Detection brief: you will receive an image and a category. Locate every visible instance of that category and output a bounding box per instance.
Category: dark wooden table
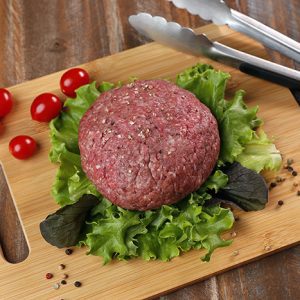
[0,1,299,299]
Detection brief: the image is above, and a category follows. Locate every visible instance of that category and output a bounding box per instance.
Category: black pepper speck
[277,200,284,206]
[65,248,73,255]
[74,281,82,287]
[270,182,277,188]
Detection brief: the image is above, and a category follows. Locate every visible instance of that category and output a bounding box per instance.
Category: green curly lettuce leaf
[49,82,115,206]
[176,64,281,170]
[46,63,281,264]
[51,145,100,206]
[176,64,228,120]
[50,82,102,162]
[235,129,282,173]
[81,193,234,264]
[200,170,228,193]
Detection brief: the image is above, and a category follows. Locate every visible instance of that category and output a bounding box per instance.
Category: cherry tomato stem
[9,135,37,160]
[60,68,90,98]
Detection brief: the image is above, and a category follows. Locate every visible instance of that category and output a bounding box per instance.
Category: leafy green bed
[43,64,281,264]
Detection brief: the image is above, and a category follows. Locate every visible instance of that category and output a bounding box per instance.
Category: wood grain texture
[0,0,299,299]
[0,25,299,300]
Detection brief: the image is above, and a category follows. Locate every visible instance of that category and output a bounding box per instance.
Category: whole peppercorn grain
[292,171,298,177]
[58,264,65,270]
[277,200,284,206]
[74,281,82,287]
[287,166,294,172]
[65,248,73,255]
[61,280,67,285]
[46,273,53,279]
[297,191,300,196]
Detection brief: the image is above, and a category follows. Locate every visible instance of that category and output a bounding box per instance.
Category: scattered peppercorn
[61,280,67,285]
[287,158,294,166]
[46,273,53,279]
[270,182,277,188]
[62,273,69,279]
[292,171,298,177]
[65,248,73,255]
[74,281,82,288]
[287,166,294,172]
[53,283,60,290]
[277,200,284,206]
[297,191,300,196]
[58,264,65,270]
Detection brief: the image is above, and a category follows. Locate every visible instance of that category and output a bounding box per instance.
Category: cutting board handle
[0,163,29,264]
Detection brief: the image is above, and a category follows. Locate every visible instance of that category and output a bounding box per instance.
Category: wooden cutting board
[0,24,299,299]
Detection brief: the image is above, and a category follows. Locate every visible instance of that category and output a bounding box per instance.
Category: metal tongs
[169,0,300,62]
[129,6,300,90]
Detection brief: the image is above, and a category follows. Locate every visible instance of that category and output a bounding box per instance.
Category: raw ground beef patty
[79,79,220,211]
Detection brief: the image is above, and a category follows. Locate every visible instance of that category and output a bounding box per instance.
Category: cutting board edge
[145,240,300,300]
[0,23,299,299]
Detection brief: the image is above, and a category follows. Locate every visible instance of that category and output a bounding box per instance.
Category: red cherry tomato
[0,88,13,117]
[9,135,37,160]
[60,68,90,98]
[31,93,62,122]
